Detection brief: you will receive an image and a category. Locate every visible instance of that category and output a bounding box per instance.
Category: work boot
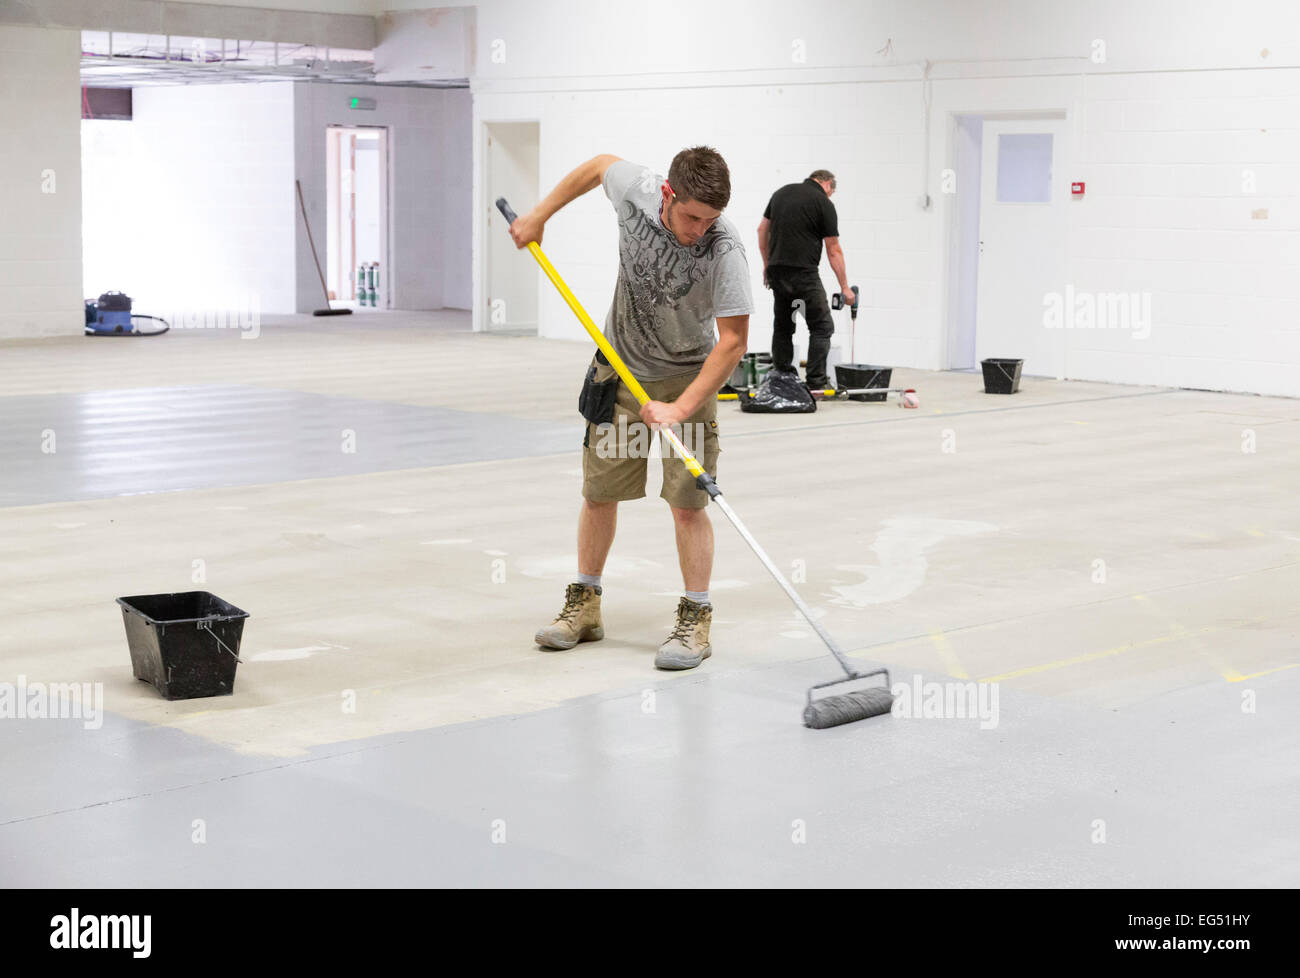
[535,582,604,651]
[655,597,712,670]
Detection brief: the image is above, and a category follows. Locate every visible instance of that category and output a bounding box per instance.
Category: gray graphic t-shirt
[601,160,753,381]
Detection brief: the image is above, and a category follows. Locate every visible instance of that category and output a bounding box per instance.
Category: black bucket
[117,591,249,700]
[981,358,1023,394]
[835,363,892,402]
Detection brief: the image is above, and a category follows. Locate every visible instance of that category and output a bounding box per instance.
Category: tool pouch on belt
[578,351,619,426]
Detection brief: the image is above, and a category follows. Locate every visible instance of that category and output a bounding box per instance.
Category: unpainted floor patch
[246,643,349,662]
[829,517,999,608]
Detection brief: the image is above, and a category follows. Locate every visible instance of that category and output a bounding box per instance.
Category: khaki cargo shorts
[580,353,720,510]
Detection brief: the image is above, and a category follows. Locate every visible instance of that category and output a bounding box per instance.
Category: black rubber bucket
[981,358,1023,394]
[117,591,249,700]
[835,363,892,402]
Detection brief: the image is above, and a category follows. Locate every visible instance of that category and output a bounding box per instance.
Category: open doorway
[484,121,539,334]
[946,112,1068,377]
[326,125,388,309]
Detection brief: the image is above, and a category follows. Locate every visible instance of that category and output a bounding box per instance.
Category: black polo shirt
[762,178,839,270]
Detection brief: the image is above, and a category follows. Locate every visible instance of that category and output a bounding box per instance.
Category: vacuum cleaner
[84,291,169,336]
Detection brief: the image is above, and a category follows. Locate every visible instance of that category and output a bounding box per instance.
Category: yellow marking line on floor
[928,628,968,679]
[976,615,1272,684]
[1133,593,1250,683]
[1223,663,1300,682]
[976,631,1188,683]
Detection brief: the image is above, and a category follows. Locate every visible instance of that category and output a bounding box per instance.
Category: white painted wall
[440,87,473,309]
[484,122,538,331]
[293,82,471,311]
[82,82,298,321]
[467,0,1300,397]
[81,80,470,316]
[0,25,83,340]
[1066,69,1300,395]
[946,115,982,370]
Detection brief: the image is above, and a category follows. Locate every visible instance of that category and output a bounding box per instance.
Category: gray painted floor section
[4,659,1296,887]
[0,385,575,506]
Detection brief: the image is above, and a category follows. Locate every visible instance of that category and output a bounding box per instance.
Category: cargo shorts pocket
[578,361,619,426]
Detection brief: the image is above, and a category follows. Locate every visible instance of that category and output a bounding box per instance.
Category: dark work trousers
[768,265,835,388]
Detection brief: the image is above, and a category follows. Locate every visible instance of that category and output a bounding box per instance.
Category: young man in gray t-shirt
[507,147,753,670]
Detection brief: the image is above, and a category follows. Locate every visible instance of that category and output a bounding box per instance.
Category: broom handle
[296,179,332,305]
[496,197,861,678]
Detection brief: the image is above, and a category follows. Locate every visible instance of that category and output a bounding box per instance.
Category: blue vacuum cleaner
[84,291,169,336]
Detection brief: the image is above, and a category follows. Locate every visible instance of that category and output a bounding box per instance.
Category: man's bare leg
[578,499,618,576]
[671,506,713,593]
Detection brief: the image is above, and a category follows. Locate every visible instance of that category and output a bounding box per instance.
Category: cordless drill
[831,285,860,321]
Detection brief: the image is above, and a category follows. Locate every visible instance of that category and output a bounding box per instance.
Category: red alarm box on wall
[1071,181,1085,196]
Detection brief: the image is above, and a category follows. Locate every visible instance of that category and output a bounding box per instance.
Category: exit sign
[348,97,376,110]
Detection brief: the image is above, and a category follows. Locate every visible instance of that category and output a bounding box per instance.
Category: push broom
[496,198,893,729]
[296,179,353,317]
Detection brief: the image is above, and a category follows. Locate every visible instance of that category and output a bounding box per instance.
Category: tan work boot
[655,597,712,670]
[535,582,604,650]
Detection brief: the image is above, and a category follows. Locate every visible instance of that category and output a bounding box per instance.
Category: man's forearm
[757,228,770,269]
[828,249,850,291]
[676,332,747,418]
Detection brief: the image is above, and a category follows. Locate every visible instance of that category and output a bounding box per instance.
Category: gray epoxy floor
[0,385,575,506]
[2,311,1298,887]
[5,658,1295,887]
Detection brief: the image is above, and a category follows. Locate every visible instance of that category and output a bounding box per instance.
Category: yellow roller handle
[496,198,706,480]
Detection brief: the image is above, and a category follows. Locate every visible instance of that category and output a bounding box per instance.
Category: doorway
[484,121,539,334]
[947,112,1068,378]
[326,125,388,309]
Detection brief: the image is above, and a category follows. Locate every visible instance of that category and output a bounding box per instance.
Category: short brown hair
[668,146,731,210]
[809,169,836,191]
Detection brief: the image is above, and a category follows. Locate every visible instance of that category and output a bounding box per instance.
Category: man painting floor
[507,147,753,670]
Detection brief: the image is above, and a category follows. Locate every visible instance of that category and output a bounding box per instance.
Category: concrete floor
[2,309,1297,886]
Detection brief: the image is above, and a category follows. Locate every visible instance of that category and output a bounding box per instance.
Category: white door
[976,119,1067,378]
[485,122,539,333]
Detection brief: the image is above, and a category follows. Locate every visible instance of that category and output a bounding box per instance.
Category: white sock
[684,589,710,606]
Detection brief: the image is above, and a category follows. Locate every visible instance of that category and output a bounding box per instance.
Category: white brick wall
[82,82,298,319]
[473,80,933,367]
[0,26,82,340]
[468,0,1300,396]
[293,83,471,312]
[1066,68,1300,396]
[80,81,471,317]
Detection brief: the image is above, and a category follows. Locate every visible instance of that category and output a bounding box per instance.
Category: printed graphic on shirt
[600,159,753,381]
[614,198,742,357]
